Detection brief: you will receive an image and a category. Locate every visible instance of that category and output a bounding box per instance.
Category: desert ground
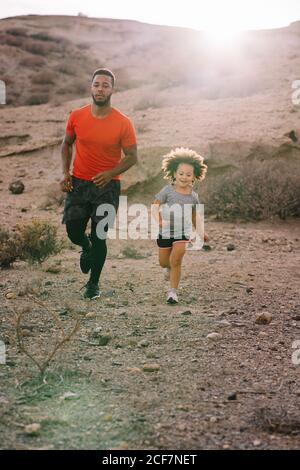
[0,15,300,450]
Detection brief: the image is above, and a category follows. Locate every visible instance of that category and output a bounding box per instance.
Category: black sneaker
[83,281,101,300]
[80,249,92,274]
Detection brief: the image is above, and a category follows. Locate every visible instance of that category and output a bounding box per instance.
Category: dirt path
[1,219,300,449]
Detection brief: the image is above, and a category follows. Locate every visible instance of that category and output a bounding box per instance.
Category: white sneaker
[164,267,170,280]
[167,289,178,304]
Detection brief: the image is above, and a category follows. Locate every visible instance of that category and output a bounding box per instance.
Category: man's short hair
[92,68,115,87]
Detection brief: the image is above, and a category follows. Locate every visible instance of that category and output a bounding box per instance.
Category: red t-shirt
[66,104,136,181]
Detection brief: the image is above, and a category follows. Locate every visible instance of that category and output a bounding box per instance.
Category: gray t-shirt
[154,185,200,238]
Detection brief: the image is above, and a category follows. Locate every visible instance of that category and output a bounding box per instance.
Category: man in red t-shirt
[60,68,137,299]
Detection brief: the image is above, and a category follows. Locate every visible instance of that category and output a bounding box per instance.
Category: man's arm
[92,144,137,187]
[60,133,75,192]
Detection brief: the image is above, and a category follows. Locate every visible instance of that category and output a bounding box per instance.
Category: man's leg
[88,220,107,286]
[66,217,90,250]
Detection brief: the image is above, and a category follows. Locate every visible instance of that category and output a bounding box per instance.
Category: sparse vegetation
[20,56,46,67]
[205,160,300,220]
[17,219,62,264]
[15,300,81,377]
[0,227,22,268]
[32,72,56,85]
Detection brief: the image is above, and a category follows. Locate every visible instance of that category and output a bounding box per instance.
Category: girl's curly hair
[161,147,207,182]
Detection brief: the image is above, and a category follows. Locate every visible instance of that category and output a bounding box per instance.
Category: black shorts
[156,234,190,249]
[62,176,121,225]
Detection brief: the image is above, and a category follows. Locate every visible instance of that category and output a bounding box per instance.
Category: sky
[1,0,300,34]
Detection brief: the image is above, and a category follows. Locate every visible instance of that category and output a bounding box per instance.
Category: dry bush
[31,71,56,85]
[55,63,76,75]
[5,27,28,36]
[20,56,46,67]
[0,227,23,268]
[22,39,54,55]
[30,32,55,42]
[14,299,81,377]
[3,34,23,47]
[17,219,62,264]
[206,160,300,220]
[122,246,146,259]
[25,93,49,105]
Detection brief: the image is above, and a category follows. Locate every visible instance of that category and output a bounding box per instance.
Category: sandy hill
[0,14,300,199]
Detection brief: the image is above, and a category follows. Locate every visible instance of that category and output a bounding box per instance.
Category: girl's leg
[158,248,172,268]
[169,242,187,289]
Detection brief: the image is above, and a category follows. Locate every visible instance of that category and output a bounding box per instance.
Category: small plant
[0,227,22,268]
[17,219,62,264]
[14,299,81,378]
[121,246,146,259]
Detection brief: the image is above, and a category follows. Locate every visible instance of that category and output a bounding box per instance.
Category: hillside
[0,15,300,451]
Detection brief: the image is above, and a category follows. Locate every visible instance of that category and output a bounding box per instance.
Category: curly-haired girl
[152,147,208,304]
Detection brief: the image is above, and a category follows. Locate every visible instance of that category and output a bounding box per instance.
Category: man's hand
[92,170,113,187]
[60,174,73,192]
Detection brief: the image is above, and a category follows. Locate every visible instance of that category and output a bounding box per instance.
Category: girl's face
[174,163,194,188]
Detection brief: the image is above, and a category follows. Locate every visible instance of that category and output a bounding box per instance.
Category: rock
[0,395,9,404]
[20,329,32,338]
[181,310,192,316]
[216,320,231,328]
[258,331,268,338]
[228,392,237,400]
[253,439,261,447]
[90,326,102,338]
[25,423,41,435]
[85,312,96,319]
[202,244,212,251]
[16,170,27,177]
[227,243,235,251]
[138,340,150,348]
[126,367,142,374]
[206,332,222,341]
[59,392,80,401]
[9,180,25,194]
[246,287,254,294]
[45,265,61,274]
[5,292,17,299]
[142,363,160,372]
[112,441,129,450]
[255,312,273,325]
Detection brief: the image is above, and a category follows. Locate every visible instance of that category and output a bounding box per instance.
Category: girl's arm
[151,200,163,227]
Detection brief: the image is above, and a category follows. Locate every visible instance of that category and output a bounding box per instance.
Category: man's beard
[92,94,111,107]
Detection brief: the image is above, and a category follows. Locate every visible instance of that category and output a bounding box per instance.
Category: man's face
[91,74,114,106]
